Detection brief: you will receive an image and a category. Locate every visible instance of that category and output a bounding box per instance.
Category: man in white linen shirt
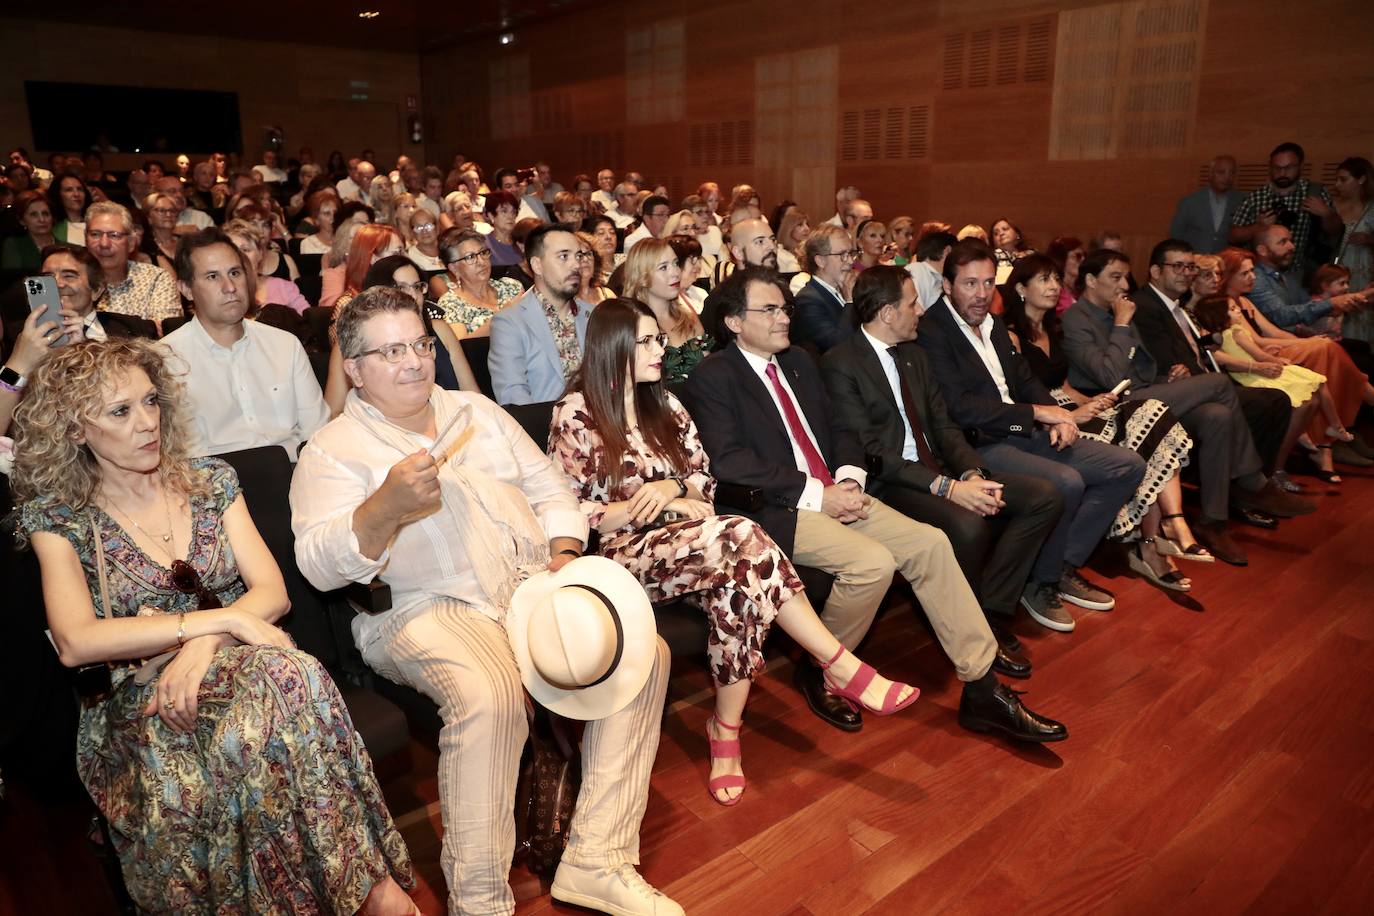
[161,228,329,460]
[289,287,680,916]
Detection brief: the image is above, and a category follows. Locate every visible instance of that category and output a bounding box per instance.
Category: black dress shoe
[990,624,1022,654]
[958,682,1067,743]
[991,644,1032,679]
[1231,506,1278,529]
[794,661,862,732]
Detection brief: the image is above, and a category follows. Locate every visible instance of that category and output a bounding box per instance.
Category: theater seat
[214,445,411,760]
[459,335,493,398]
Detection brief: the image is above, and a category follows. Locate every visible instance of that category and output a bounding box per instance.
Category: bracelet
[175,612,187,647]
[557,548,582,559]
[0,379,20,394]
[671,476,687,499]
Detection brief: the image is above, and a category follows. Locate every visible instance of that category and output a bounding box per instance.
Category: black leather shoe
[991,624,1022,654]
[958,682,1067,743]
[1231,506,1278,529]
[794,661,862,732]
[991,644,1032,679]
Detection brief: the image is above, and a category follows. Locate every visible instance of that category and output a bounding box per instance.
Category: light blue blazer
[487,288,593,405]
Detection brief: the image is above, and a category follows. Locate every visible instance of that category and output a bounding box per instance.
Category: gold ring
[165,698,176,710]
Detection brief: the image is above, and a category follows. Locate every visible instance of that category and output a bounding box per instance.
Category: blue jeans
[977,430,1145,584]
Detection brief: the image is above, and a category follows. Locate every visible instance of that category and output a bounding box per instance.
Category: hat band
[565,583,624,689]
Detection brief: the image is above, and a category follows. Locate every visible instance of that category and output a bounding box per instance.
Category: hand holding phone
[23,276,70,348]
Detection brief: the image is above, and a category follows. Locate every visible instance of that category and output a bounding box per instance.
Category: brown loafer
[1194,520,1247,566]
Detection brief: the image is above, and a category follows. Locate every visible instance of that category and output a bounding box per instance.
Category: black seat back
[460,335,493,398]
[503,400,556,451]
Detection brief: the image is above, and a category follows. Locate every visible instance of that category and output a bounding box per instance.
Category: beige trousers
[361,599,670,916]
[790,497,997,681]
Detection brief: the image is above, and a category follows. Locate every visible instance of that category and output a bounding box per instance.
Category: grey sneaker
[1058,569,1115,611]
[1020,583,1076,632]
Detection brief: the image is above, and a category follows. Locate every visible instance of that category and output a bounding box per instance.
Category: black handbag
[514,701,583,880]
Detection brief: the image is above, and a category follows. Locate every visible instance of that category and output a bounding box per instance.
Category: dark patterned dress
[19,458,412,914]
[549,392,804,685]
[1023,334,1193,538]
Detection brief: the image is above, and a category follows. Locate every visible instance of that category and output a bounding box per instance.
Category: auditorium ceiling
[5,0,611,52]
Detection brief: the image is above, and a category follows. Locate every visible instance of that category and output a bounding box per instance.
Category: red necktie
[765,362,834,486]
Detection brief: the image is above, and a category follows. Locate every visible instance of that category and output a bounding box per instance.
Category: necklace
[104,485,176,563]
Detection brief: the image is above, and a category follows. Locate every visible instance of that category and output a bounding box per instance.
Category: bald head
[1209,155,1237,194]
[729,218,778,269]
[843,199,873,231]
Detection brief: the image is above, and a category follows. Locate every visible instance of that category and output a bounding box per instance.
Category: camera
[26,278,42,296]
[515,166,538,184]
[1272,203,1300,230]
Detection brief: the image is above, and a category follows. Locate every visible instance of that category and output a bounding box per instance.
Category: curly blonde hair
[10,340,208,536]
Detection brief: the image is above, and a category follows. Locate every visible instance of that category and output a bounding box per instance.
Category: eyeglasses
[412,222,436,232]
[743,304,794,319]
[171,560,222,609]
[151,207,178,216]
[394,281,428,296]
[355,335,438,363]
[558,207,587,217]
[453,248,493,265]
[87,230,130,242]
[1162,261,1198,273]
[823,248,861,259]
[573,250,596,262]
[636,333,669,348]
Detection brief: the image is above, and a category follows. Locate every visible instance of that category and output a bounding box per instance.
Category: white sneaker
[551,861,685,916]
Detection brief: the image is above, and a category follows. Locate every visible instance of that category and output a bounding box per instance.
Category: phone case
[23,275,70,347]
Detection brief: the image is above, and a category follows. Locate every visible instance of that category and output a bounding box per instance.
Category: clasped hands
[625,478,711,526]
[822,478,870,523]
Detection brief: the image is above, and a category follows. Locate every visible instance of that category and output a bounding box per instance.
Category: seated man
[291,288,678,916]
[85,201,183,328]
[905,229,956,324]
[822,266,1063,666]
[1074,241,1315,562]
[487,223,594,404]
[684,266,1066,743]
[40,244,158,341]
[162,228,330,459]
[1249,224,1371,331]
[791,224,858,354]
[700,217,782,337]
[917,240,1144,625]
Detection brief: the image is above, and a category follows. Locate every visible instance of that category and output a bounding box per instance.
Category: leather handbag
[514,701,583,880]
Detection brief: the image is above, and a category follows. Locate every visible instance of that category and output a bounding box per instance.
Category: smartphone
[24,275,70,347]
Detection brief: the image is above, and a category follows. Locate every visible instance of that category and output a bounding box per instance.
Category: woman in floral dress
[429,227,524,337]
[549,299,919,807]
[12,339,415,915]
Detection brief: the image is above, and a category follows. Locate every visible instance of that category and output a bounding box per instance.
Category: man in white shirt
[621,194,671,251]
[252,148,288,185]
[536,161,563,204]
[906,228,955,316]
[823,185,861,228]
[162,228,329,460]
[154,176,212,231]
[605,182,639,229]
[591,168,617,213]
[290,287,681,916]
[336,159,376,204]
[843,198,874,235]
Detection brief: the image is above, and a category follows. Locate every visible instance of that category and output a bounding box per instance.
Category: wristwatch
[960,468,992,482]
[0,365,27,390]
[670,476,687,498]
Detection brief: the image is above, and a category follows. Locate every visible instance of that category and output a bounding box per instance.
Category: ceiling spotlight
[499,32,515,45]
[359,10,381,18]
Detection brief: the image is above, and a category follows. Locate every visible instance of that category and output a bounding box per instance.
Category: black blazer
[820,333,983,494]
[1130,284,1205,377]
[915,297,1054,442]
[791,277,852,354]
[682,342,865,555]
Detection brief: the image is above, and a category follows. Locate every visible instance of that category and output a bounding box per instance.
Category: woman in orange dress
[1219,248,1374,452]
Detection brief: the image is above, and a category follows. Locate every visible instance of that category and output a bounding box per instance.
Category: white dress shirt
[591,189,616,212]
[906,260,945,314]
[290,388,587,652]
[776,248,801,274]
[622,223,652,251]
[161,317,330,460]
[860,328,924,463]
[406,244,444,272]
[177,208,213,230]
[253,164,288,184]
[736,347,866,511]
[606,206,636,229]
[699,224,723,260]
[944,300,1013,404]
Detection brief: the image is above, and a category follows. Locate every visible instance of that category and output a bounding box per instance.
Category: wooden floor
[5,466,1374,915]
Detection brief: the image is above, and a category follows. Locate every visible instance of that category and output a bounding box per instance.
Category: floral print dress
[19,458,412,914]
[549,392,804,685]
[435,274,524,334]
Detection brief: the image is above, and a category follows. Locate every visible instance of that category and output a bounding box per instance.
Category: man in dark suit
[916,240,1145,632]
[684,266,1066,743]
[791,224,857,354]
[1064,241,1314,564]
[822,267,1062,671]
[1168,155,1245,254]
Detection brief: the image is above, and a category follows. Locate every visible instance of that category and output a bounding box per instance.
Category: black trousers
[877,471,1063,623]
[1234,385,1292,475]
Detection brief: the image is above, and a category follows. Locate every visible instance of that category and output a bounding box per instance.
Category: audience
[291,287,682,916]
[363,254,480,395]
[482,190,523,267]
[12,338,415,914]
[1247,224,1371,332]
[684,267,1067,741]
[917,240,1144,627]
[162,228,329,459]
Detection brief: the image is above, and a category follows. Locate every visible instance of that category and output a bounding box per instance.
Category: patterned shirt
[101,261,182,323]
[435,275,524,333]
[1231,179,1334,262]
[533,284,582,380]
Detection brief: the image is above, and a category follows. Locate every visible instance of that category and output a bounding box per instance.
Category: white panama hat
[507,555,658,720]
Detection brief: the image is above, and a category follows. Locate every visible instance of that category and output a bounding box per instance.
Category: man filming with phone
[1229,142,1341,277]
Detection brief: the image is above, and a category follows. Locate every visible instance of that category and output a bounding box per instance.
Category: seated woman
[438,188,478,233]
[1046,236,1086,313]
[49,173,92,246]
[1219,248,1374,462]
[141,191,180,274]
[1188,252,1223,308]
[666,233,708,314]
[404,209,444,273]
[237,202,300,281]
[481,190,523,268]
[550,300,919,805]
[623,238,712,386]
[990,218,1033,284]
[1003,255,1205,591]
[574,230,615,305]
[223,218,311,314]
[428,228,524,338]
[368,174,396,227]
[1193,294,1344,483]
[853,219,891,271]
[887,216,915,267]
[298,190,340,258]
[581,214,622,284]
[774,205,811,274]
[1,191,55,270]
[11,340,415,914]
